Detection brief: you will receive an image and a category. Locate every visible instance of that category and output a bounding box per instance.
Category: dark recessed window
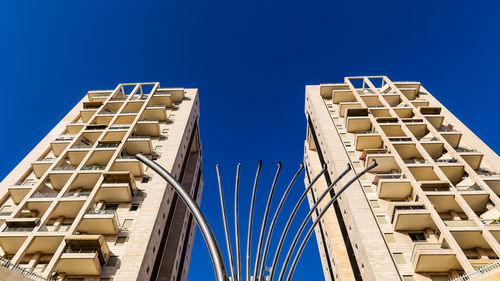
[130,204,139,211]
[409,232,426,242]
[107,256,118,267]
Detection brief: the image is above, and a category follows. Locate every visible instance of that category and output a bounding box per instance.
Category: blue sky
[1,1,499,280]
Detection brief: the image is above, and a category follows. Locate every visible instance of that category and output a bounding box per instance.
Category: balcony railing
[96,142,120,148]
[450,260,500,281]
[391,205,426,223]
[71,144,92,149]
[118,156,136,159]
[388,137,413,142]
[482,219,500,226]
[81,165,106,171]
[456,184,482,191]
[0,211,12,216]
[438,126,457,133]
[87,209,116,215]
[109,125,130,130]
[129,136,150,139]
[2,226,34,232]
[30,192,58,198]
[52,165,76,171]
[456,147,479,153]
[110,96,127,101]
[35,157,56,162]
[434,158,458,164]
[55,135,76,141]
[121,111,139,114]
[0,256,48,281]
[443,220,476,227]
[403,159,428,164]
[97,111,115,115]
[63,191,90,198]
[13,181,37,186]
[64,248,98,254]
[420,136,440,142]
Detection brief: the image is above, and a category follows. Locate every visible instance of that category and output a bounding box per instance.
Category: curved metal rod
[216,165,237,281]
[258,163,304,279]
[234,164,242,281]
[135,153,227,281]
[277,164,352,281]
[268,166,327,281]
[285,160,378,281]
[253,162,282,280]
[247,160,262,281]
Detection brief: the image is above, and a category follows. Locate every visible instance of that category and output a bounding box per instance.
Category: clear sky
[0,1,499,281]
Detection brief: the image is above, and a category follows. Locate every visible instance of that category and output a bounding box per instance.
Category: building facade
[0,83,203,281]
[304,76,500,281]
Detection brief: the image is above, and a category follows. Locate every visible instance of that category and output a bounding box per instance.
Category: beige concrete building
[304,76,500,281]
[0,83,203,281]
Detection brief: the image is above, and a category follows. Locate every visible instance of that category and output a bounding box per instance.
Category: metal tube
[268,166,327,281]
[285,160,378,281]
[216,165,237,281]
[277,164,352,281]
[258,163,304,279]
[253,162,282,280]
[234,164,242,281]
[135,153,227,281]
[247,161,262,281]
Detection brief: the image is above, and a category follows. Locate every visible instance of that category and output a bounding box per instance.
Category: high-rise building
[0,83,203,281]
[304,76,500,281]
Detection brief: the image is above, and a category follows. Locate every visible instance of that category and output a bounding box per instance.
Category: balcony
[0,236,28,255]
[110,157,143,177]
[409,166,440,182]
[51,135,75,156]
[424,115,445,130]
[354,132,383,151]
[95,172,137,203]
[393,82,420,100]
[135,120,160,137]
[77,210,119,234]
[438,164,465,185]
[380,124,407,137]
[376,176,412,200]
[411,99,430,108]
[143,105,167,121]
[345,114,372,133]
[439,126,462,148]
[420,181,451,192]
[8,182,36,204]
[124,136,152,154]
[332,89,356,104]
[31,157,56,178]
[361,149,399,173]
[56,235,110,276]
[393,107,414,118]
[457,149,484,170]
[81,165,106,171]
[381,93,401,106]
[390,203,433,231]
[410,242,458,273]
[338,102,361,117]
[87,90,112,101]
[406,123,428,139]
[150,91,174,107]
[66,122,85,134]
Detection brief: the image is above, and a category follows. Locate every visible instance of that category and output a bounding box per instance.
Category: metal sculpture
[136,153,377,281]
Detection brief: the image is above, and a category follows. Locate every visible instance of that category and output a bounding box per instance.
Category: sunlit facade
[0,83,203,281]
[304,76,500,281]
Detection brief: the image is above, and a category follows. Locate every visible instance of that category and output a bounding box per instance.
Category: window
[130,204,139,211]
[115,236,127,245]
[376,215,388,224]
[107,256,118,266]
[141,176,149,183]
[393,253,406,264]
[409,232,426,242]
[402,276,415,281]
[369,200,380,208]
[104,204,119,211]
[162,129,169,134]
[384,233,396,243]
[122,219,133,229]
[136,189,145,197]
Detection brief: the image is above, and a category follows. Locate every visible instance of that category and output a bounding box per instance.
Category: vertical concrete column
[28,252,41,268]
